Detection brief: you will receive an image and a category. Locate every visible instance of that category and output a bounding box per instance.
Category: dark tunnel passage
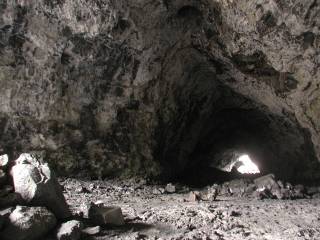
[154,48,319,187]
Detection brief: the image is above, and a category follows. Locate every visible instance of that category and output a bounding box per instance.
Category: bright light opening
[237,154,260,174]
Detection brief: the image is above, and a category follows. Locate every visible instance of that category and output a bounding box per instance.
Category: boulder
[56,220,83,240]
[187,191,201,202]
[254,174,279,190]
[88,203,125,226]
[152,188,162,195]
[0,206,57,240]
[165,183,176,193]
[10,153,71,219]
[253,187,274,200]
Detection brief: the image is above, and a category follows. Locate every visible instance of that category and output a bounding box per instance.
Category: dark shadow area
[154,49,320,186]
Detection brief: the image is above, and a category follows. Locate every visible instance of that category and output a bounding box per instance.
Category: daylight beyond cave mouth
[157,82,317,186]
[235,155,260,174]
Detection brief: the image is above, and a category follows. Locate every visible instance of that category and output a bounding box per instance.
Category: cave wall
[0,0,319,181]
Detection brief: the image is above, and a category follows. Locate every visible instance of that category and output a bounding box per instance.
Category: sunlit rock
[11,153,71,219]
[56,220,83,240]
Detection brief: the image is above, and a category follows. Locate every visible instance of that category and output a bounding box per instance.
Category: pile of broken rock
[0,153,125,240]
[216,173,315,200]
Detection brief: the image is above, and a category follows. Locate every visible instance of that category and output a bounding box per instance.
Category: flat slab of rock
[10,153,71,219]
[57,220,83,240]
[82,226,101,236]
[88,204,125,226]
[0,206,57,240]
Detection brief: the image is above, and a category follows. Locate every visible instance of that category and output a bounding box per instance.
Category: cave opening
[230,154,260,175]
[155,49,319,187]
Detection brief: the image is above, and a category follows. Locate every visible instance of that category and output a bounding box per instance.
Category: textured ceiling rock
[0,0,319,181]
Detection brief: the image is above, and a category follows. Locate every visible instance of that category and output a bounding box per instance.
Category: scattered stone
[10,153,71,219]
[88,183,96,192]
[230,210,241,217]
[277,180,284,188]
[165,183,176,193]
[253,187,274,200]
[210,188,219,201]
[82,226,101,236]
[94,200,104,206]
[88,204,125,226]
[75,186,90,194]
[56,220,83,240]
[0,206,57,240]
[226,179,251,196]
[188,191,201,202]
[254,174,278,189]
[270,184,282,199]
[280,188,291,199]
[152,188,162,195]
[0,154,9,169]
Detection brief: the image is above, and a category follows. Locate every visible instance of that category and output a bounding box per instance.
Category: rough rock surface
[0,0,319,181]
[0,206,57,240]
[11,153,71,219]
[56,220,83,240]
[88,204,125,226]
[60,177,320,240]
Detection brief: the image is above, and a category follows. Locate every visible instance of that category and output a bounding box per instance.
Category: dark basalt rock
[0,0,319,183]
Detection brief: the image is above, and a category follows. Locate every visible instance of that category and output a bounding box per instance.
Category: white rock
[10,153,71,219]
[57,220,83,240]
[82,226,101,235]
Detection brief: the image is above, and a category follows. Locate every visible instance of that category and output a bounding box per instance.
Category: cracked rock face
[0,0,319,182]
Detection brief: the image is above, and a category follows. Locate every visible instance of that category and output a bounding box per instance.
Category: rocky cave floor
[54,177,320,240]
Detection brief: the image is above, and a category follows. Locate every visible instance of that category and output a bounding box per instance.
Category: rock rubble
[0,153,127,240]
